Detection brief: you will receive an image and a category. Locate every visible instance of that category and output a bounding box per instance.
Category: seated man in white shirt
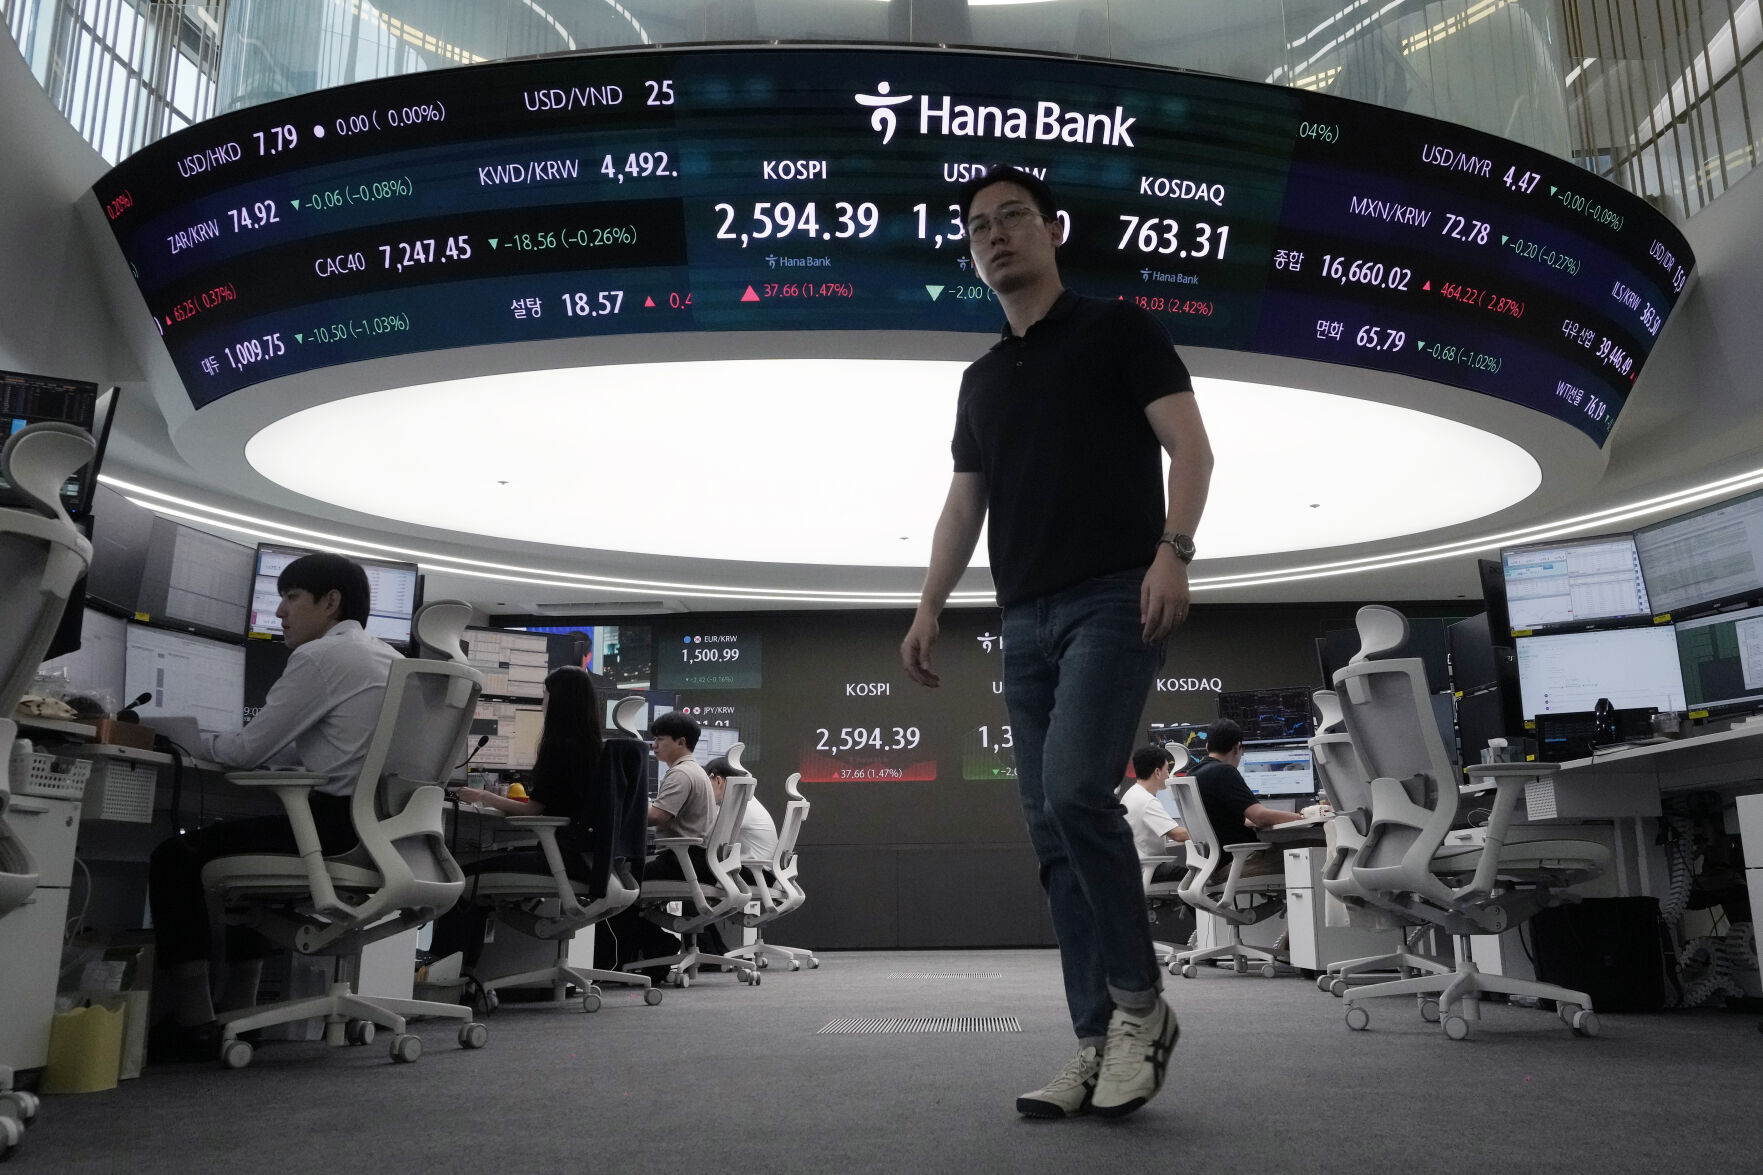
[1123,744,1189,883]
[146,554,399,1061]
[704,755,778,876]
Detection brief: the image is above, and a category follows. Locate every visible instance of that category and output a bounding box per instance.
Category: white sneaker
[1015,1045,1102,1118]
[1091,998,1179,1118]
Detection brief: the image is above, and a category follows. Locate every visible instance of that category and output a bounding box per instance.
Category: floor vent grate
[885,973,1006,980]
[817,1016,1022,1035]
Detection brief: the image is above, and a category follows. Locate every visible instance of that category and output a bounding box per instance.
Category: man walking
[901,166,1213,1119]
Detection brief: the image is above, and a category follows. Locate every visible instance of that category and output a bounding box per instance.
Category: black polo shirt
[952,290,1193,607]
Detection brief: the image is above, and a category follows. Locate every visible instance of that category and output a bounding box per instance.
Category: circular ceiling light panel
[246,360,1540,565]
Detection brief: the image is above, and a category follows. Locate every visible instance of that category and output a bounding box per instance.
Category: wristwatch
[1157,532,1197,564]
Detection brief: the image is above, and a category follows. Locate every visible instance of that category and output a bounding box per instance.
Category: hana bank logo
[856,82,912,145]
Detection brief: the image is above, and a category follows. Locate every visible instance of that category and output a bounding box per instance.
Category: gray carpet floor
[13,949,1761,1174]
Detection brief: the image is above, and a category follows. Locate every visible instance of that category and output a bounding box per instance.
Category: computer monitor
[39,608,127,709]
[136,518,255,639]
[1635,488,1763,617]
[1673,603,1763,715]
[464,628,550,699]
[1149,722,1208,760]
[1217,687,1315,743]
[1515,627,1686,720]
[697,725,741,761]
[249,543,420,645]
[469,699,544,770]
[1238,746,1317,797]
[85,484,154,614]
[1501,534,1651,632]
[0,370,102,519]
[518,623,656,689]
[123,623,246,733]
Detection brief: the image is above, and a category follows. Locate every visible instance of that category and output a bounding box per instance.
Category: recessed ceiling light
[244,361,1540,566]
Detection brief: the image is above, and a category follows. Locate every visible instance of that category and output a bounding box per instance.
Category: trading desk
[1514,719,1763,898]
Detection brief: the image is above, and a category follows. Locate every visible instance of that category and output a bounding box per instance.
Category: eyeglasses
[965,203,1048,239]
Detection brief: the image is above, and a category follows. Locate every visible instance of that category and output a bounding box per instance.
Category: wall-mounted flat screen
[1515,627,1685,719]
[1217,687,1314,743]
[1502,535,1650,632]
[91,46,1692,445]
[1635,488,1763,617]
[249,542,419,644]
[464,627,549,699]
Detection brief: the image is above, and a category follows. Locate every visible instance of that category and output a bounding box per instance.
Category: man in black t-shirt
[1190,719,1307,878]
[901,166,1214,1121]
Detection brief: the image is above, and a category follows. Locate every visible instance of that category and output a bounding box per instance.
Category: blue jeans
[1003,569,1164,1042]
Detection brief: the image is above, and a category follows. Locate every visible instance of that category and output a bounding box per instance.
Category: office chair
[0,423,95,1149]
[624,767,760,988]
[416,606,660,1013]
[199,645,491,1068]
[1135,744,1191,972]
[1310,686,1451,996]
[1333,605,1610,1040]
[722,769,820,973]
[1169,772,1288,979]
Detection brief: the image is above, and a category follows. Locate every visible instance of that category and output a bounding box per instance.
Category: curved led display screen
[92,45,1693,444]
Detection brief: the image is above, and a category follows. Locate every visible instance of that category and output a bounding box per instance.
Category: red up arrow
[1423,281,1432,291]
[644,296,655,307]
[741,285,761,302]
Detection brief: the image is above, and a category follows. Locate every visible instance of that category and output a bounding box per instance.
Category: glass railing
[5,0,1758,220]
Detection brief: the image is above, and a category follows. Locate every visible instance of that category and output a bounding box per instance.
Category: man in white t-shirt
[705,756,778,869]
[1122,744,1188,883]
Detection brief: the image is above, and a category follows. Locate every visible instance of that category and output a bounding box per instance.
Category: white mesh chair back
[0,423,94,718]
[413,600,473,665]
[703,770,752,868]
[1169,775,1225,890]
[1332,608,1459,909]
[343,659,482,915]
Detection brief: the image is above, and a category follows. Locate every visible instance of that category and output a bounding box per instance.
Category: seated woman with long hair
[429,664,603,967]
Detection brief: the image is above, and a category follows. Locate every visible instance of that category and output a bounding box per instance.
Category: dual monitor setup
[42,481,419,747]
[1499,486,1763,745]
[1151,686,1320,804]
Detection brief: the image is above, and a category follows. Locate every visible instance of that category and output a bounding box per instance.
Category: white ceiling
[243,362,1542,566]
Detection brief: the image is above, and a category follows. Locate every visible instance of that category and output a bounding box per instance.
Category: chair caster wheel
[458,1021,489,1049]
[0,1114,22,1158]
[808,957,820,969]
[221,1039,254,1069]
[751,971,761,987]
[389,1033,423,1063]
[1181,964,1198,979]
[1259,963,1278,979]
[1569,1010,1600,1037]
[756,957,769,969]
[581,991,603,1013]
[1345,1006,1370,1031]
[1419,999,1441,1024]
[673,972,690,989]
[1557,1001,1580,1025]
[1443,1015,1471,1041]
[1317,974,1336,993]
[1330,979,1350,998]
[1,1091,38,1123]
[735,968,753,984]
[345,1019,376,1046]
[1231,957,1248,974]
[643,987,664,1006]
[789,961,801,971]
